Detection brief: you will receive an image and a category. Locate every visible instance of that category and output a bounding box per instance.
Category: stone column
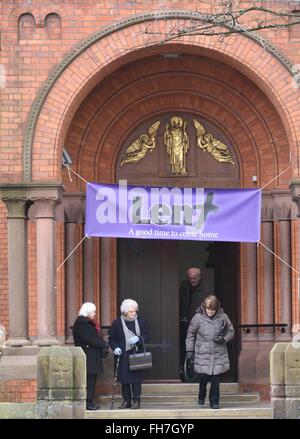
[64,197,83,343]
[238,242,258,384]
[31,189,62,346]
[276,203,292,337]
[100,238,111,327]
[246,242,258,332]
[83,237,94,303]
[1,193,31,346]
[255,202,275,382]
[261,206,274,339]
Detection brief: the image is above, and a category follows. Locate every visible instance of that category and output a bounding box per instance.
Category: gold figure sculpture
[193,119,235,166]
[164,116,189,175]
[120,121,160,166]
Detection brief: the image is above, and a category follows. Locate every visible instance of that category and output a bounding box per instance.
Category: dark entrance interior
[117,239,239,381]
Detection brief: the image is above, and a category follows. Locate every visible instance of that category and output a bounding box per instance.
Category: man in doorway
[179,267,209,379]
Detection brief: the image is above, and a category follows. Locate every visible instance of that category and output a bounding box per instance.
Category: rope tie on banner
[63,164,90,185]
[260,164,292,191]
[56,165,92,271]
[57,235,90,272]
[257,240,300,305]
[258,164,300,304]
[258,241,299,276]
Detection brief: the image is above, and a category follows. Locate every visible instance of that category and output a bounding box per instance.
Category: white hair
[120,299,139,314]
[78,302,96,317]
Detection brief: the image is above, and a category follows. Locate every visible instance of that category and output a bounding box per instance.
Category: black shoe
[198,399,205,406]
[119,400,131,409]
[210,403,219,409]
[131,399,140,409]
[86,403,100,410]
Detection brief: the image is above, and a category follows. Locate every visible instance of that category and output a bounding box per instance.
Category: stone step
[140,382,240,395]
[87,404,271,419]
[99,393,260,405]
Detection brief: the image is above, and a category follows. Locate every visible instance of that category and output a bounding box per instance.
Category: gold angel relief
[193,119,235,166]
[119,117,235,172]
[120,121,161,166]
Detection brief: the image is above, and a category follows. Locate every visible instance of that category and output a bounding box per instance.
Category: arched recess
[18,13,36,40]
[24,11,300,183]
[62,53,288,191]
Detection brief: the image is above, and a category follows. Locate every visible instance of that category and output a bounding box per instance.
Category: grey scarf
[121,315,141,352]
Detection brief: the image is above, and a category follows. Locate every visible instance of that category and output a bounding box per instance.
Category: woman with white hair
[72,302,107,411]
[108,298,149,409]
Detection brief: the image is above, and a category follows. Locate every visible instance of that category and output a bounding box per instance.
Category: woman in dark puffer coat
[186,295,234,409]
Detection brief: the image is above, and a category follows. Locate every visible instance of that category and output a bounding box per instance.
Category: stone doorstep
[86,405,272,419]
[99,393,261,405]
[140,383,240,394]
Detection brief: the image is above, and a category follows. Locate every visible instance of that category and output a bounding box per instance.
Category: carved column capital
[29,186,63,219]
[63,193,84,223]
[0,187,29,219]
[261,206,274,222]
[274,203,291,221]
[31,197,58,219]
[1,197,28,219]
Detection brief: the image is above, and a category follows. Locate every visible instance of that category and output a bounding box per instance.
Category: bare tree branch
[143,4,300,44]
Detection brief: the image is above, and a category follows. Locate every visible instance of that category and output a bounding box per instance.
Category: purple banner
[85,182,261,242]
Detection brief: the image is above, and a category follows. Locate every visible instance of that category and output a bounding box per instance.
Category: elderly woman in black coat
[72,302,107,411]
[186,295,234,409]
[109,298,149,409]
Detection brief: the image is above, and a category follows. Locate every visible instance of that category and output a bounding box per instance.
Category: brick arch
[63,54,289,191]
[27,13,300,182]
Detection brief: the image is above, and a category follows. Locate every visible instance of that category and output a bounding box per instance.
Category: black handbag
[128,337,153,371]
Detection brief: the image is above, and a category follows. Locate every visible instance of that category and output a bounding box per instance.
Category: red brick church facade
[1,0,300,402]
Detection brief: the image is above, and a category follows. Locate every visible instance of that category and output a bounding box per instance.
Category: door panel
[117,238,179,379]
[214,242,239,381]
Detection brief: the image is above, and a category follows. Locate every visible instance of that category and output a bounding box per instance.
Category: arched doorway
[60,46,292,387]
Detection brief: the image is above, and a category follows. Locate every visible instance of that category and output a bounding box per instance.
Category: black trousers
[198,373,220,404]
[87,373,97,404]
[122,383,142,402]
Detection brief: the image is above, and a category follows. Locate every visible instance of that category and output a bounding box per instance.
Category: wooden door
[117,238,179,380]
[214,242,239,381]
[118,239,239,381]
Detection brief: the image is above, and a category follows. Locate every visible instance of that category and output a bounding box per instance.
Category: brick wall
[0,379,36,403]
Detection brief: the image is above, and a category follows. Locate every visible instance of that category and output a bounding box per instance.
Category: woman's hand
[114,347,122,356]
[214,336,225,344]
[128,336,139,345]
